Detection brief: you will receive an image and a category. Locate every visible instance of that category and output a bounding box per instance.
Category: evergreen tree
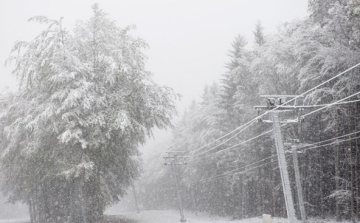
[220,35,251,129]
[123,1,360,221]
[0,4,177,223]
[253,20,265,46]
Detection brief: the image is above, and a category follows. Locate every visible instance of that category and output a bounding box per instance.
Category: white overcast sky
[0,0,308,110]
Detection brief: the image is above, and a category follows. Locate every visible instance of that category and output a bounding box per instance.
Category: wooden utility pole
[255,95,303,223]
[164,151,188,222]
[132,184,140,213]
[190,187,198,216]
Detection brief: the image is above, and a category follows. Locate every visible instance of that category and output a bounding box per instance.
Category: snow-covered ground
[0,210,353,223]
[109,210,354,223]
[108,210,285,223]
[0,218,29,223]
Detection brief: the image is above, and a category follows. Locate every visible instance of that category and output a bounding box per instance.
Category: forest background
[138,0,360,222]
[0,0,359,222]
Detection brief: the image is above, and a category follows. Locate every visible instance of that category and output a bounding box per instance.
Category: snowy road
[108,210,353,223]
[0,211,347,223]
[109,210,266,223]
[0,219,29,223]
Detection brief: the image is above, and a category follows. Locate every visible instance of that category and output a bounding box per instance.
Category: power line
[300,99,360,108]
[303,91,360,118]
[222,129,360,173]
[139,133,360,191]
[195,158,276,184]
[188,123,287,162]
[187,62,360,158]
[188,97,360,158]
[293,130,360,151]
[192,134,360,184]
[191,120,256,156]
[189,120,256,154]
[298,135,360,153]
[189,92,360,163]
[224,129,360,166]
[209,153,278,181]
[298,62,360,97]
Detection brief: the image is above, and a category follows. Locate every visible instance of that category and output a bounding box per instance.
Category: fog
[1,1,359,223]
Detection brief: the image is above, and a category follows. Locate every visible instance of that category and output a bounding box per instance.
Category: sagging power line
[186,62,360,157]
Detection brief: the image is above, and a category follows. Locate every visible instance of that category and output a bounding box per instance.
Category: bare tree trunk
[131,183,140,213]
[190,186,198,216]
[350,141,355,223]
[318,147,324,218]
[303,149,309,219]
[258,168,264,215]
[270,147,276,217]
[69,179,76,223]
[354,102,360,221]
[80,176,88,223]
[238,174,243,219]
[28,200,34,223]
[39,183,47,223]
[335,138,341,221]
[356,126,360,220]
[335,113,341,221]
[242,173,247,218]
[349,106,355,223]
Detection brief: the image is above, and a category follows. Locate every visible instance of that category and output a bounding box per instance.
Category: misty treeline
[138,0,360,221]
[0,4,178,223]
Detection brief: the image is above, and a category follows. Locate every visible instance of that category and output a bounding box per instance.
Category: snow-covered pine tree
[220,35,250,130]
[303,1,360,220]
[253,20,265,46]
[0,4,177,223]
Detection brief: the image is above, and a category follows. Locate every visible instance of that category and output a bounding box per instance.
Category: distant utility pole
[190,187,198,216]
[132,184,140,213]
[164,151,188,222]
[255,95,303,223]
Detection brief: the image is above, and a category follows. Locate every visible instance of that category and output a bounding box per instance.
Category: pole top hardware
[164,151,188,166]
[260,95,304,98]
[255,95,307,122]
[165,151,187,154]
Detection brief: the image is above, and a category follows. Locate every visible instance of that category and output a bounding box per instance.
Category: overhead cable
[188,62,360,157]
[193,134,360,184]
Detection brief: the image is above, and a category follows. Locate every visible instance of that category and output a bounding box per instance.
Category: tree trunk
[356,139,360,221]
[335,140,341,221]
[258,168,264,215]
[28,200,34,223]
[190,186,198,216]
[349,106,355,223]
[238,174,243,219]
[350,140,355,223]
[80,177,88,223]
[270,147,276,217]
[242,174,247,218]
[356,122,360,220]
[335,113,341,221]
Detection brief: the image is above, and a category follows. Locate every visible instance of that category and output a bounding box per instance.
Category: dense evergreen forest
[138,1,360,221]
